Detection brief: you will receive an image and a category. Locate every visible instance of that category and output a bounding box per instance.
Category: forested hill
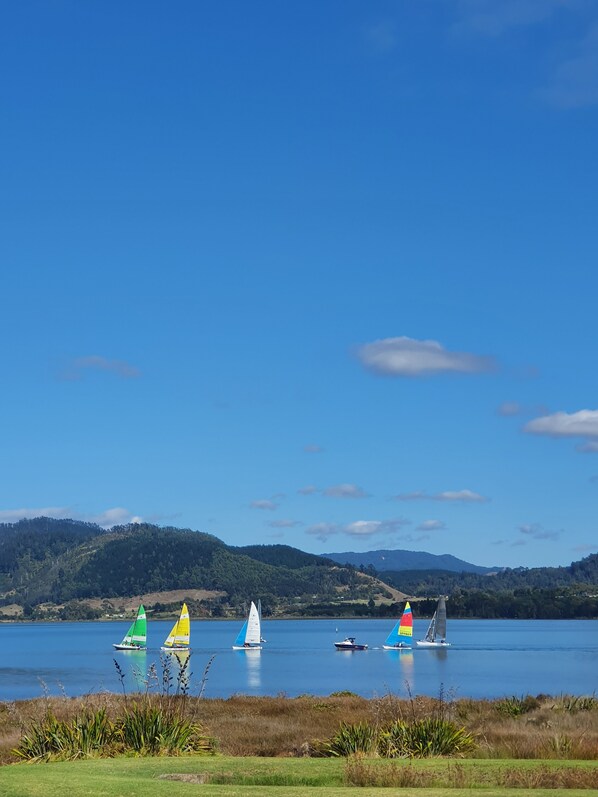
[380,554,598,596]
[0,518,393,617]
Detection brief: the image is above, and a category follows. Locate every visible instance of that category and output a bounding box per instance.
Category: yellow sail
[162,603,190,649]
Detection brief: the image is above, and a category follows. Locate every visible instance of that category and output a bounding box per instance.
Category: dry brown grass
[2,691,598,764]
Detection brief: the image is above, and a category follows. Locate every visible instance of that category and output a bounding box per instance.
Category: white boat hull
[383,644,411,650]
[232,644,262,650]
[113,643,146,651]
[416,640,451,647]
[161,646,191,652]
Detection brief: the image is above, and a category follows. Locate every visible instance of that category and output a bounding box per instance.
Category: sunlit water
[0,618,596,701]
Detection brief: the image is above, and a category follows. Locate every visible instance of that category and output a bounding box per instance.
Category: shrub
[325,722,378,756]
[378,718,476,758]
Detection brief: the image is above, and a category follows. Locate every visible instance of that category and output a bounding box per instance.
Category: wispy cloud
[519,523,561,541]
[60,355,141,381]
[298,485,319,496]
[305,522,339,542]
[572,543,597,553]
[541,23,598,108]
[323,483,369,499]
[416,519,447,531]
[250,499,279,511]
[452,0,570,37]
[304,444,324,453]
[355,336,495,377]
[306,517,409,542]
[577,440,598,454]
[497,401,522,417]
[394,489,489,503]
[0,506,142,528]
[268,519,303,528]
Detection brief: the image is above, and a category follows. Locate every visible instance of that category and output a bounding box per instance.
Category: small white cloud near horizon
[0,506,142,528]
[60,355,141,381]
[250,499,279,511]
[394,489,489,503]
[416,519,447,531]
[306,517,409,542]
[519,523,561,541]
[304,444,324,454]
[323,483,369,499]
[355,336,495,377]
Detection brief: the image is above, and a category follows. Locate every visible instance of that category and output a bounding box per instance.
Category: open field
[2,756,598,797]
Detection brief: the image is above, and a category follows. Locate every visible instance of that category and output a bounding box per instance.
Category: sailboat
[232,601,262,650]
[416,596,450,647]
[383,601,413,649]
[113,604,147,650]
[161,602,191,652]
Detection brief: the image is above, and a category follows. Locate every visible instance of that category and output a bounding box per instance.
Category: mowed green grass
[1,756,598,797]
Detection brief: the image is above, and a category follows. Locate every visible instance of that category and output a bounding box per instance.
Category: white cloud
[0,506,142,528]
[525,409,598,439]
[573,543,597,553]
[61,355,141,380]
[306,517,409,542]
[519,523,561,541]
[394,489,489,503]
[416,519,447,531]
[268,519,303,528]
[323,483,369,499]
[355,336,495,377]
[577,440,598,453]
[250,499,279,511]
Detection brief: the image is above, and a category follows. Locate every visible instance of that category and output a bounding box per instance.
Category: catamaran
[161,602,191,652]
[232,601,262,650]
[113,604,147,650]
[383,601,413,649]
[416,596,450,647]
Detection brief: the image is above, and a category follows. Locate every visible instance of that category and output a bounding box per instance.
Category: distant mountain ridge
[322,548,496,574]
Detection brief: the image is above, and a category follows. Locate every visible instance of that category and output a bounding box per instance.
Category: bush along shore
[2,659,598,765]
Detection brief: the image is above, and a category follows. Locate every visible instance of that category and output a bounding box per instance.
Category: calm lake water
[0,618,597,702]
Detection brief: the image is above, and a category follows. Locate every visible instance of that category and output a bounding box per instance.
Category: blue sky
[1,1,598,568]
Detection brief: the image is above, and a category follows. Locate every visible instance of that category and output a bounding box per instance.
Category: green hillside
[0,518,390,619]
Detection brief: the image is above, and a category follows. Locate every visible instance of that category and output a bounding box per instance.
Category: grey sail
[435,597,447,640]
[424,611,437,642]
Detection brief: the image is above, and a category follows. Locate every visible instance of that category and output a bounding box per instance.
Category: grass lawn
[1,756,598,797]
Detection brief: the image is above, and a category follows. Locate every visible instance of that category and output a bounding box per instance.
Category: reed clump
[3,687,598,762]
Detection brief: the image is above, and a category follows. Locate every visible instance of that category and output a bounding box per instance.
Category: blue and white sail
[232,601,262,649]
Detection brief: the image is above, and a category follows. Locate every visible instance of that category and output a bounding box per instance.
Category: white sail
[245,601,261,646]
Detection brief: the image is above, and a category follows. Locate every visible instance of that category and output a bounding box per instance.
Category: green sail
[121,604,147,647]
